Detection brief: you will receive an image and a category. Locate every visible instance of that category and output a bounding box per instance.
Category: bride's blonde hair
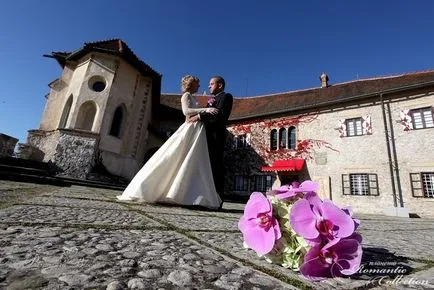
[181,75,199,93]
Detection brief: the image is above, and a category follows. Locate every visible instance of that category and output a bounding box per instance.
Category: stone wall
[53,130,99,179]
[225,91,434,217]
[27,129,99,179]
[25,130,59,161]
[0,134,18,157]
[389,92,434,217]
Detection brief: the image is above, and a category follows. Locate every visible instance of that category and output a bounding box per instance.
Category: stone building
[226,72,434,218]
[25,40,163,179]
[163,71,434,218]
[24,39,434,217]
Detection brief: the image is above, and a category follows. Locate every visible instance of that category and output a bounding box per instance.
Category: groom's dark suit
[199,92,233,200]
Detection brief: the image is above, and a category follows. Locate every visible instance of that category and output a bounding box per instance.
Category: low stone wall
[26,129,99,179]
[26,130,60,161]
[0,134,18,157]
[53,130,99,179]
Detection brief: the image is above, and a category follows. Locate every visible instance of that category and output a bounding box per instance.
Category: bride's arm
[181,92,208,116]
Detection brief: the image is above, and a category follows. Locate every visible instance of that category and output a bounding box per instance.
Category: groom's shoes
[217,201,223,211]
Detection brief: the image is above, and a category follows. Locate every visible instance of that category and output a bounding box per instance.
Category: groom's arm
[199,93,233,124]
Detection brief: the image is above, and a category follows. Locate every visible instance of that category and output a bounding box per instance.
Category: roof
[44,39,161,79]
[160,70,434,121]
[45,39,162,117]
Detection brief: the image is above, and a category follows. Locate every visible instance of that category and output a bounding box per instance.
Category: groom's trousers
[206,128,226,199]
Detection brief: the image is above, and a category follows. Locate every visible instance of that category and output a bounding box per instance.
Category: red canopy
[261,159,305,172]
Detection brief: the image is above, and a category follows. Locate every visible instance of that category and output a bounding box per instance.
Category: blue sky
[1,0,434,143]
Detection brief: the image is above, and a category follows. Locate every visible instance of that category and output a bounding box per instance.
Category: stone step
[0,157,51,171]
[0,157,126,191]
[0,170,126,191]
[0,171,68,186]
[0,164,50,176]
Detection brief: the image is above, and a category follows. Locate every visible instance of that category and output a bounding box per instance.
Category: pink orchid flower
[268,180,319,200]
[290,193,355,242]
[238,192,281,256]
[300,233,363,281]
[207,97,215,106]
[342,206,360,231]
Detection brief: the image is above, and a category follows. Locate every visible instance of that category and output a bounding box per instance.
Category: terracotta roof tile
[161,70,434,121]
[46,39,161,78]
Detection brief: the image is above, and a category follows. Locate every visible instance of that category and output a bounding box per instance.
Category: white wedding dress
[117,92,222,209]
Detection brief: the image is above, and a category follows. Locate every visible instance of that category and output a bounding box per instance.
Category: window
[75,101,97,131]
[279,128,287,149]
[270,129,278,150]
[92,81,106,92]
[232,133,251,149]
[251,175,273,192]
[59,95,73,128]
[346,118,363,136]
[88,76,106,92]
[340,116,372,136]
[234,175,249,191]
[410,107,434,129]
[410,172,434,198]
[288,126,296,149]
[342,173,379,196]
[109,106,125,138]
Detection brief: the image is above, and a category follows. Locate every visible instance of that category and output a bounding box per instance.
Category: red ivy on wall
[228,114,339,164]
[231,123,252,134]
[259,139,338,162]
[230,114,318,135]
[262,114,318,128]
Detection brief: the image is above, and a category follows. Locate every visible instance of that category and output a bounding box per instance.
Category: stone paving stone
[0,205,162,227]
[359,217,434,231]
[117,199,245,219]
[128,203,215,216]
[1,180,433,289]
[45,185,122,201]
[152,212,239,231]
[358,218,434,260]
[359,228,434,260]
[0,180,53,190]
[190,231,326,289]
[0,182,59,202]
[202,210,244,221]
[24,196,127,210]
[189,230,434,290]
[360,230,434,260]
[0,226,298,289]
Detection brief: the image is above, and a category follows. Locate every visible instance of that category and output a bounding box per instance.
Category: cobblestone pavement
[0,180,433,289]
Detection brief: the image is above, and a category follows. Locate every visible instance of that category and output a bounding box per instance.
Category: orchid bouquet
[238,180,363,281]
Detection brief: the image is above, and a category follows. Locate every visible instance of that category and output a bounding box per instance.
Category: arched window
[75,101,97,131]
[270,129,278,150]
[288,126,296,150]
[279,128,287,149]
[109,105,125,138]
[58,95,73,128]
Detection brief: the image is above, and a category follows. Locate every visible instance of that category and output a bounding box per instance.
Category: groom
[189,76,233,208]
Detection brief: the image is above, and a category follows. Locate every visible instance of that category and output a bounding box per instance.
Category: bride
[117,75,222,209]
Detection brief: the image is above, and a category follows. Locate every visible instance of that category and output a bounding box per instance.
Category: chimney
[320,73,329,88]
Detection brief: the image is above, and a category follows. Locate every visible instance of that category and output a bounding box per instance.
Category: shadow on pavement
[351,247,412,280]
